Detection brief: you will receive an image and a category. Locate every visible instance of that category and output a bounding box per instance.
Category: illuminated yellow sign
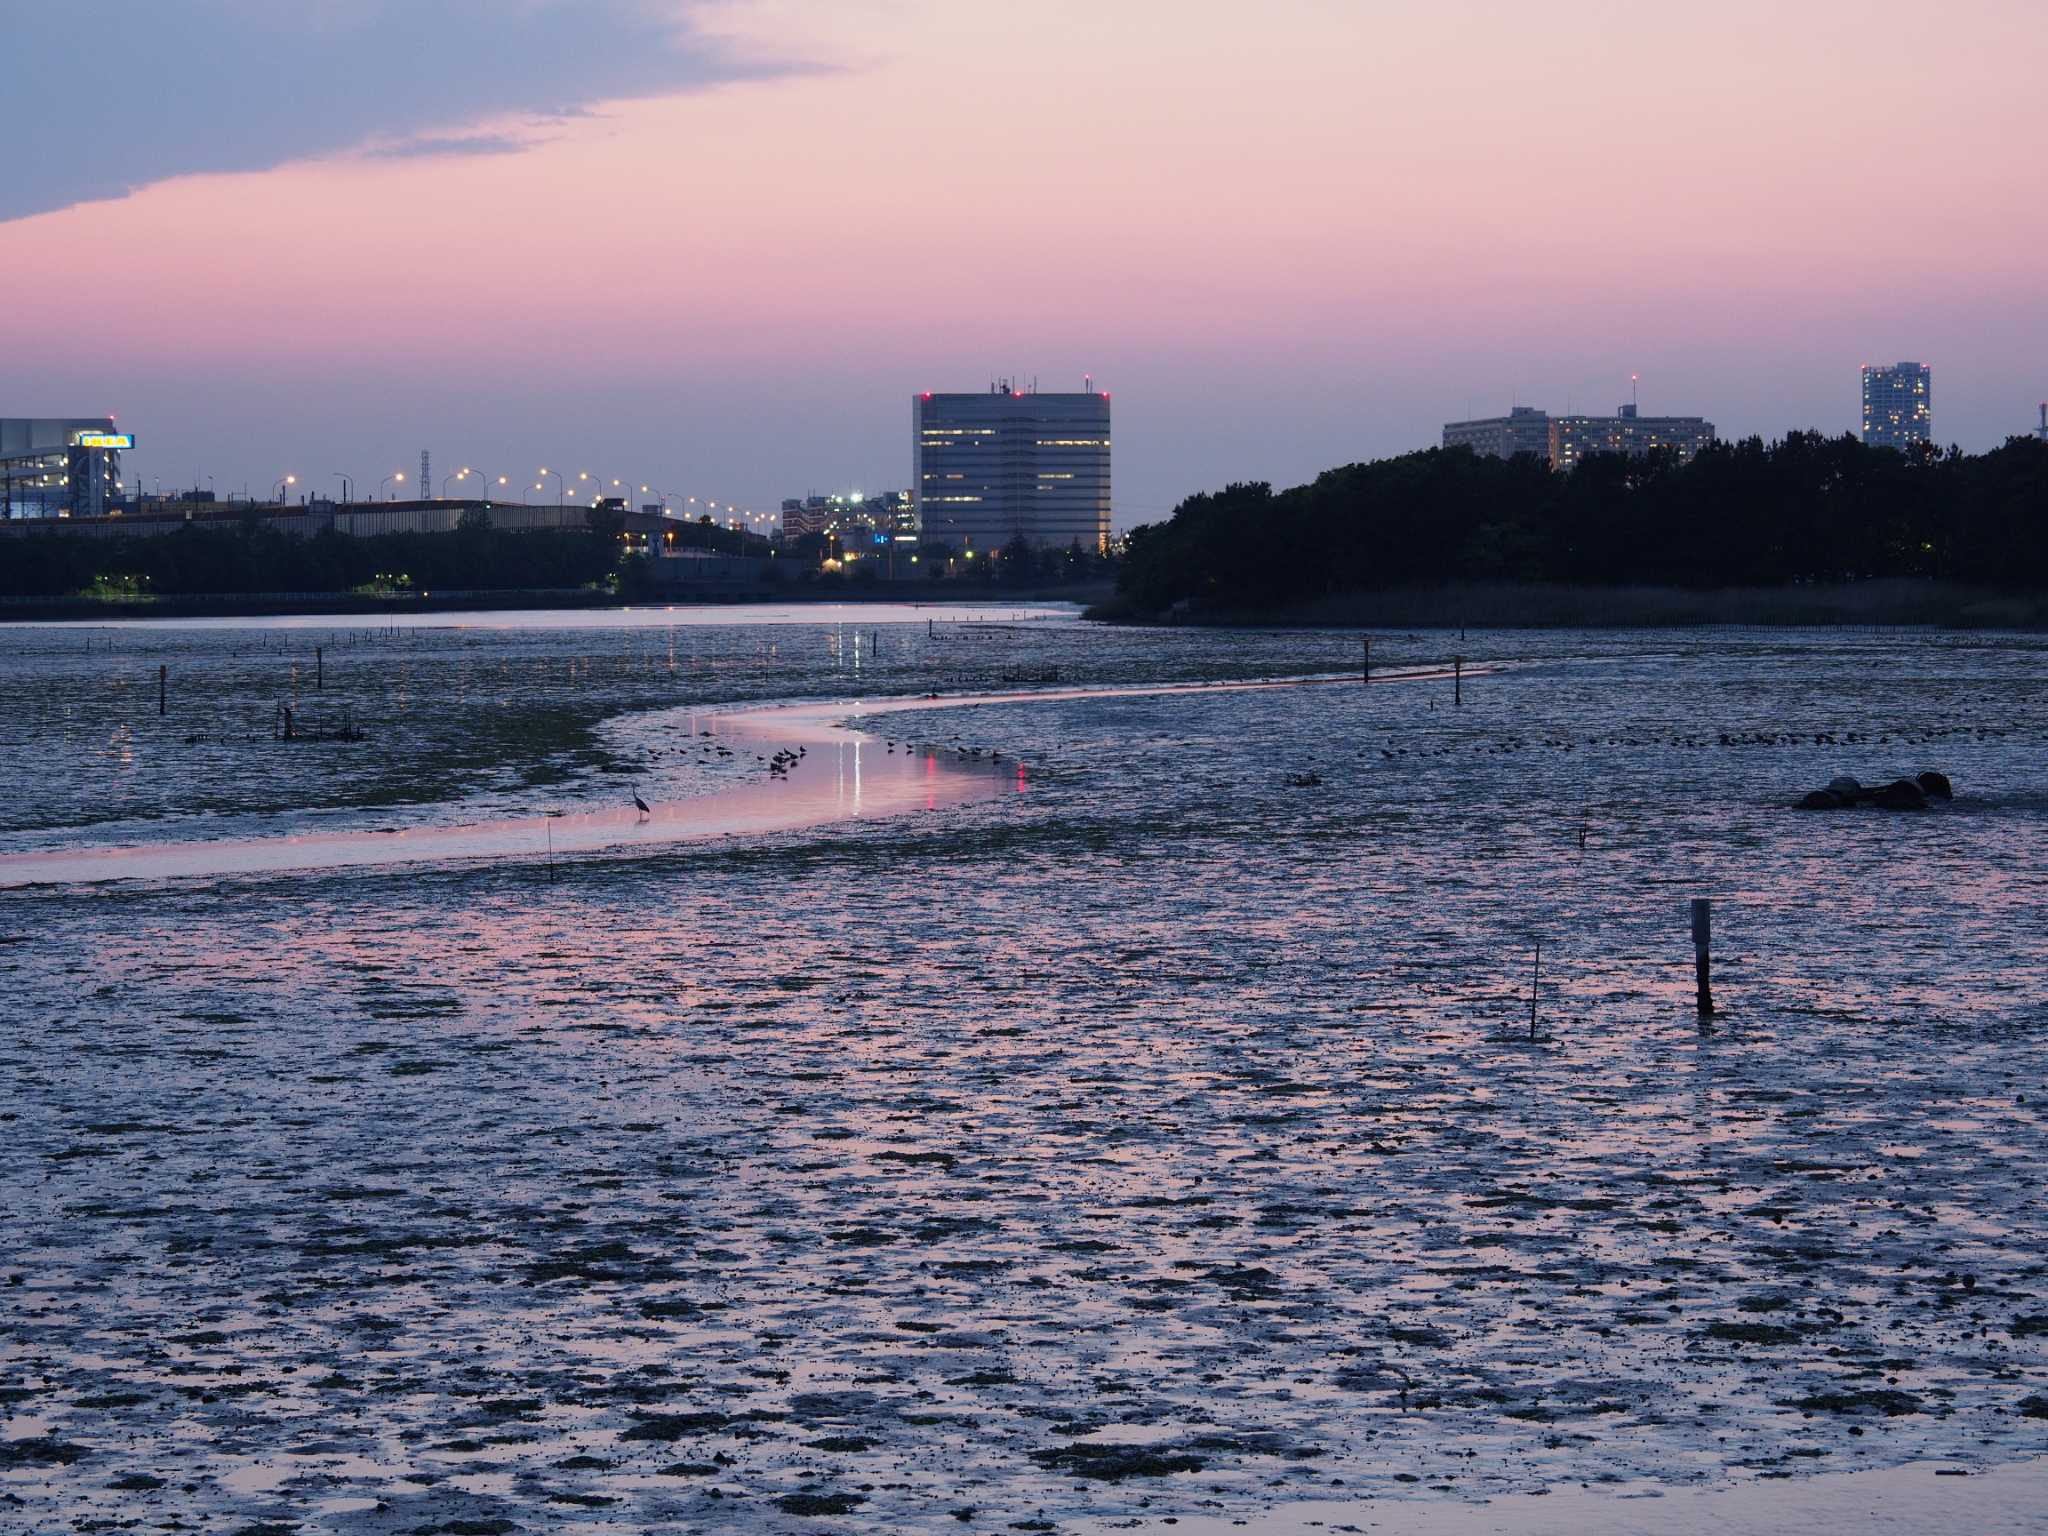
[74,432,133,449]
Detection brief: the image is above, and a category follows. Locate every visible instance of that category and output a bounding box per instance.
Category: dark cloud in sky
[0,0,798,223]
[365,133,530,160]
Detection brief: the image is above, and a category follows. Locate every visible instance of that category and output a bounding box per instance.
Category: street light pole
[539,467,564,506]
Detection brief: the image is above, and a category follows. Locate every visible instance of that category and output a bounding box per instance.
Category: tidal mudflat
[2,613,2045,1533]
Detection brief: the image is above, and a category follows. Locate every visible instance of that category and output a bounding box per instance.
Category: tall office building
[1442,402,1715,468]
[914,383,1111,553]
[1861,362,1932,450]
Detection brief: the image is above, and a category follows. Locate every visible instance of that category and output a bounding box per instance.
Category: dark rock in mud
[2016,1395,2048,1419]
[1028,1443,1206,1480]
[523,1242,667,1285]
[1188,1431,1324,1459]
[788,1390,883,1420]
[1790,1388,1923,1416]
[621,1411,728,1441]
[809,1435,877,1452]
[774,1491,867,1515]
[1700,1321,1803,1345]
[0,1438,86,1466]
[1797,771,1949,810]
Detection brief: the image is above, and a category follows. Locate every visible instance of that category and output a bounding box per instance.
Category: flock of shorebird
[622,724,1022,818]
[880,737,1006,765]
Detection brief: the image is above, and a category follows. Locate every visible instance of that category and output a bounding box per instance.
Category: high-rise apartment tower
[1860,363,1932,450]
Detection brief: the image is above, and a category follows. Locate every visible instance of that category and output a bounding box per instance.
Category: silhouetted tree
[1113,438,2048,614]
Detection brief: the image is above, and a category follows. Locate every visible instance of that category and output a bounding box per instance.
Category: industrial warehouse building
[1,418,132,519]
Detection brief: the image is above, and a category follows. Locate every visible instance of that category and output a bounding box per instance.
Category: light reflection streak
[0,666,1478,888]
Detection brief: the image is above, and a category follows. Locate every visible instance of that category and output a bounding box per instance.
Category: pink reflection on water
[0,666,1477,888]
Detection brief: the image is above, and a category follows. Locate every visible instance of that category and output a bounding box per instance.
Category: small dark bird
[632,794,651,818]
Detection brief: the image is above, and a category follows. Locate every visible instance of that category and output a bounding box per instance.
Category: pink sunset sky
[6,0,2045,523]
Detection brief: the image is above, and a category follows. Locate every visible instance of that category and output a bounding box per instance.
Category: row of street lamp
[267,468,776,533]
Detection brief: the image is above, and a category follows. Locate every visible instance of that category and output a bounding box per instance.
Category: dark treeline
[0,515,620,599]
[1117,433,2048,616]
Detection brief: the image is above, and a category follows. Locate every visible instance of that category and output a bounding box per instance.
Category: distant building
[1549,405,1717,470]
[1442,402,1715,469]
[0,498,677,543]
[914,383,1111,552]
[779,490,916,547]
[1442,405,1552,461]
[1,418,132,519]
[1861,362,1932,450]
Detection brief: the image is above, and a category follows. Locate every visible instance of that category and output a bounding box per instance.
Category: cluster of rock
[1796,770,1952,811]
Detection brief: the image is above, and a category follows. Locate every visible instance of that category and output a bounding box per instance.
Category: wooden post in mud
[1529,938,1542,1040]
[316,646,323,690]
[1691,899,1713,1018]
[1362,636,1371,683]
[1453,655,1463,706]
[158,664,166,716]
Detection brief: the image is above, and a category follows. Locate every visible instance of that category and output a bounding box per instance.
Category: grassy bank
[1087,579,2048,629]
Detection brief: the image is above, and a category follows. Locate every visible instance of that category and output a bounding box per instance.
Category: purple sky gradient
[5,0,2044,525]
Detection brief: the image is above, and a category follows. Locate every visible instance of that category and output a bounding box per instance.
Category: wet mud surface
[2,618,2045,1531]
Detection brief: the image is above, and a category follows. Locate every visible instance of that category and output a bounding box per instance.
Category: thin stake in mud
[158,664,166,716]
[1362,636,1371,683]
[1691,898,1714,1019]
[1453,655,1463,706]
[316,646,322,691]
[1529,938,1542,1040]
